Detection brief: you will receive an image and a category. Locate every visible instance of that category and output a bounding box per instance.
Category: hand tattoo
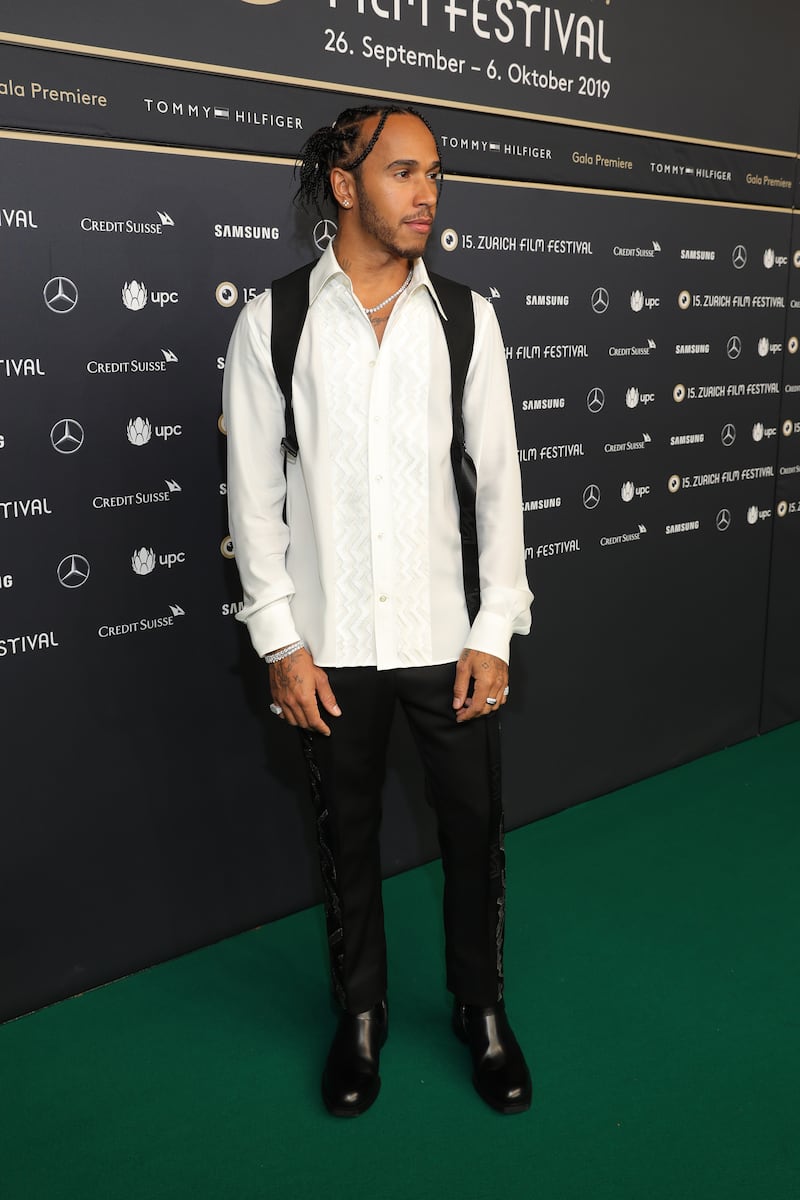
[274,650,304,689]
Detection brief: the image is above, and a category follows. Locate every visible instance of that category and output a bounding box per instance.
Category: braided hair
[295,104,442,213]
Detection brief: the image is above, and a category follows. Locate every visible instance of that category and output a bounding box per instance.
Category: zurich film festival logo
[216,282,239,308]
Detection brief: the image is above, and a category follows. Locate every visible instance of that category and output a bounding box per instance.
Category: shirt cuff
[464,609,513,665]
[236,598,301,661]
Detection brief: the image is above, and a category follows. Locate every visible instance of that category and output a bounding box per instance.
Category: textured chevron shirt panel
[223,242,532,670]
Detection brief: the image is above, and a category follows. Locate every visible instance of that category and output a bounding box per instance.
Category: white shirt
[223,242,532,669]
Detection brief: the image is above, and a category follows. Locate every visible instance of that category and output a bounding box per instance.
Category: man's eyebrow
[385,158,442,171]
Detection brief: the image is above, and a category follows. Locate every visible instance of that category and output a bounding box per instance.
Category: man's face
[351,113,441,259]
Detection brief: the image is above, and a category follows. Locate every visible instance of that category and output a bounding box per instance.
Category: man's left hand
[452,648,509,723]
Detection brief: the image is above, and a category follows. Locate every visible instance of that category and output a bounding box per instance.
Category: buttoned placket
[363,298,402,666]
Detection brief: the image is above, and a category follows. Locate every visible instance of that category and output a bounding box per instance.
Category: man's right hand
[268,646,341,735]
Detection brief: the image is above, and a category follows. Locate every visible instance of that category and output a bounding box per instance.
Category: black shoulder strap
[428,272,481,624]
[270,261,315,459]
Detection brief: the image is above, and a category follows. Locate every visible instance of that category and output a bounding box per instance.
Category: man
[223,104,533,1117]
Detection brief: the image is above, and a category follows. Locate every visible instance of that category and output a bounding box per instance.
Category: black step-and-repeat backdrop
[1,2,799,1020]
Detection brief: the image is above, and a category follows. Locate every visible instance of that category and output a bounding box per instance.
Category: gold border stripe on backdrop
[0,128,795,215]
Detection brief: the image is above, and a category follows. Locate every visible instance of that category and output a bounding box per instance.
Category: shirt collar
[309,240,448,321]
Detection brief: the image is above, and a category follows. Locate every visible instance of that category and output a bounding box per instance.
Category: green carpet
[3,724,798,1200]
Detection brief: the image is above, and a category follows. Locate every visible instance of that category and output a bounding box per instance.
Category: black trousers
[301,663,506,1013]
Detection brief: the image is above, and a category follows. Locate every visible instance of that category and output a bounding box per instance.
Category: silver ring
[486,697,497,706]
[269,702,283,716]
[503,686,510,697]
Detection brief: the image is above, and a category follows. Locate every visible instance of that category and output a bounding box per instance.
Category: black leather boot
[322,1000,388,1117]
[453,1000,532,1114]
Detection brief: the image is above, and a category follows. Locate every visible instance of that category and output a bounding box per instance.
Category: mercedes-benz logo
[50,418,84,454]
[582,483,601,510]
[732,245,748,270]
[716,509,732,532]
[727,335,742,360]
[586,387,605,414]
[591,287,609,314]
[314,219,337,253]
[721,423,737,447]
[43,276,79,314]
[57,554,90,588]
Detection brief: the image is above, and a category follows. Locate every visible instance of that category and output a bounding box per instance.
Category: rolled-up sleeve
[462,294,533,663]
[222,294,301,658]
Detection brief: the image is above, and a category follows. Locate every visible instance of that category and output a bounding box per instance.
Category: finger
[298,694,331,737]
[452,657,473,709]
[456,695,485,723]
[315,669,342,718]
[471,677,492,712]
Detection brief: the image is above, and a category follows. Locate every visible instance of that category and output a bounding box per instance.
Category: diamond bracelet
[263,640,304,665]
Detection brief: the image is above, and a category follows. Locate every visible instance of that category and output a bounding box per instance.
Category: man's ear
[330,167,355,211]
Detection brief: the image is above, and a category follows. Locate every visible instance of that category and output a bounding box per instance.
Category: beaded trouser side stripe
[301,731,347,1009]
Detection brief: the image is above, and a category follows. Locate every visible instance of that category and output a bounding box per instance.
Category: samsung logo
[214,224,280,240]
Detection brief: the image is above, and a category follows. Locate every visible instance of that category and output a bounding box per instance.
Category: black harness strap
[270,261,314,460]
[270,264,481,623]
[427,272,480,624]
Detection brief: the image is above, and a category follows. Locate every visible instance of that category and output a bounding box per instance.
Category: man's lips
[405,217,433,232]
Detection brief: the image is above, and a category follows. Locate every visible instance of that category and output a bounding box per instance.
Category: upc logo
[127,417,152,446]
[132,547,156,575]
[123,280,148,311]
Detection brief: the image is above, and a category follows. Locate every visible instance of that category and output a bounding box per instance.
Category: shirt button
[379,594,388,603]
[368,360,376,368]
[376,474,383,483]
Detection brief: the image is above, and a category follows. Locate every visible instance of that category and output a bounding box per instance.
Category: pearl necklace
[363,269,413,315]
